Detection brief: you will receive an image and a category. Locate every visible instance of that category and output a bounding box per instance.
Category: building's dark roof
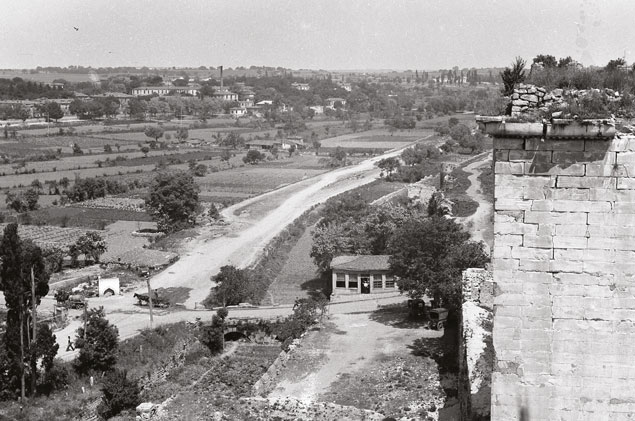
[330,255,391,272]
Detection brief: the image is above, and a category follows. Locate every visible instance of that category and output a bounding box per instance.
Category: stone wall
[509,83,622,117]
[459,268,494,421]
[480,118,635,420]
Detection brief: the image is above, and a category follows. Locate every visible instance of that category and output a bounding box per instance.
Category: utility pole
[146,278,153,328]
[83,303,87,342]
[30,266,37,395]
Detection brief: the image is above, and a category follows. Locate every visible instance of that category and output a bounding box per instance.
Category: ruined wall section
[459,268,494,421]
[485,120,635,420]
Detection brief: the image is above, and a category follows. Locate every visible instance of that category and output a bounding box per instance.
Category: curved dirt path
[459,152,493,249]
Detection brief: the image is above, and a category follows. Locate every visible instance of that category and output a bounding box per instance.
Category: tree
[532,54,557,68]
[127,98,146,120]
[0,223,50,398]
[193,163,208,177]
[74,307,119,374]
[312,139,321,155]
[175,127,189,142]
[140,145,150,157]
[144,126,164,142]
[97,369,140,419]
[212,265,253,306]
[42,102,64,122]
[74,232,107,264]
[500,56,526,96]
[606,58,627,71]
[72,143,83,155]
[388,216,489,309]
[220,148,232,164]
[104,144,113,153]
[5,189,39,213]
[377,157,401,177]
[243,149,265,165]
[146,170,200,233]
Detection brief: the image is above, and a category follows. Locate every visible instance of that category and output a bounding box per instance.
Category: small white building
[98,277,120,296]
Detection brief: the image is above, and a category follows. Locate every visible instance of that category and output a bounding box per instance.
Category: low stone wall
[251,337,301,397]
[459,268,494,421]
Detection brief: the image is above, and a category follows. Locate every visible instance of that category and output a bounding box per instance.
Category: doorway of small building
[360,275,371,294]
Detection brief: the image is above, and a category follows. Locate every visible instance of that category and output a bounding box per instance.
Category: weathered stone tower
[479,117,635,420]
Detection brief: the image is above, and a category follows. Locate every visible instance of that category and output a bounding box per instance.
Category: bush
[199,309,227,355]
[97,369,140,419]
[37,360,72,396]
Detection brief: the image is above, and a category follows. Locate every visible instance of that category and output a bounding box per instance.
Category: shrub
[97,369,140,419]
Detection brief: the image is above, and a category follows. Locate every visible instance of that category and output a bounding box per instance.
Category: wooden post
[19,300,25,402]
[83,304,87,342]
[30,266,37,396]
[146,278,153,328]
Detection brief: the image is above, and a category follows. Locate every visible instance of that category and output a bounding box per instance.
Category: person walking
[66,336,75,351]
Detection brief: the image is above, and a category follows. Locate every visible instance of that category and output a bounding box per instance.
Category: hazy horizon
[2,0,634,71]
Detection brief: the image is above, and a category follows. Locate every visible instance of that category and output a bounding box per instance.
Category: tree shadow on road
[300,275,330,300]
[368,303,429,329]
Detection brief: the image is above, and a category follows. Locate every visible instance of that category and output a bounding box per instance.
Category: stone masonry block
[552,151,611,165]
[552,188,590,201]
[557,176,617,189]
[523,186,553,200]
[511,247,552,260]
[616,151,635,164]
[509,150,552,162]
[525,162,586,176]
[495,149,510,162]
[589,188,617,201]
[526,138,586,151]
[617,178,635,189]
[524,211,585,225]
[495,186,524,199]
[585,164,627,177]
[495,222,537,235]
[588,213,635,226]
[613,202,635,213]
[552,200,612,213]
[523,235,553,248]
[496,234,523,246]
[555,224,588,236]
[494,138,525,150]
[495,161,524,174]
[553,236,588,249]
[495,198,532,211]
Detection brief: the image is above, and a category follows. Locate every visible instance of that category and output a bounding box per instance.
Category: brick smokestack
[219,65,223,89]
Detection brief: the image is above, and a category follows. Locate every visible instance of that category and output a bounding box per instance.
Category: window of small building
[348,276,358,289]
[335,273,346,288]
[373,276,383,289]
[385,275,395,288]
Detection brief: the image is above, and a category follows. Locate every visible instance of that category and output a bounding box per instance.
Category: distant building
[326,97,346,109]
[291,82,310,91]
[309,105,324,115]
[230,107,247,117]
[338,82,352,92]
[212,88,238,101]
[330,255,397,296]
[132,86,200,96]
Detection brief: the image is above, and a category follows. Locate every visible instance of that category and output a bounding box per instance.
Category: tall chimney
[219,65,223,89]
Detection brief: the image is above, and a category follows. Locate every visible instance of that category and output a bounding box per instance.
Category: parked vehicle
[134,291,170,308]
[67,294,87,309]
[428,308,449,330]
[407,298,427,319]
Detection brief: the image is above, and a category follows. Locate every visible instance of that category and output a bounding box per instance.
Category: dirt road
[459,152,493,250]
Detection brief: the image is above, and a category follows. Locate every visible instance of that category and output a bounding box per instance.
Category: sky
[1,0,634,71]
